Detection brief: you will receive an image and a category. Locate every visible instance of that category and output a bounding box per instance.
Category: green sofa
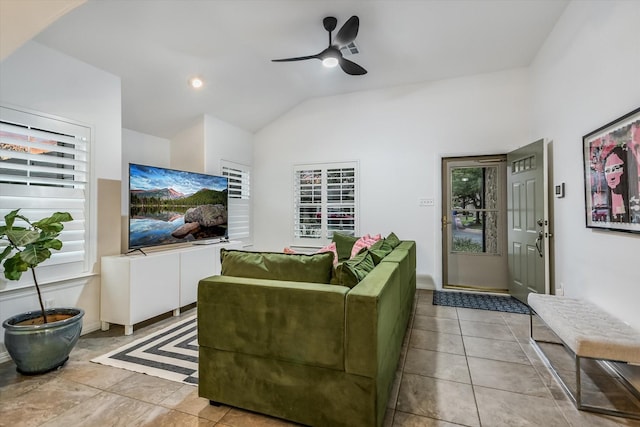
[197,239,416,426]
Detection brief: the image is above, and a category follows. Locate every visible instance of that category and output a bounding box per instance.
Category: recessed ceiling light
[189,77,204,89]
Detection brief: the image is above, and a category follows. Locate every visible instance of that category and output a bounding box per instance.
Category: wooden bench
[528,293,640,420]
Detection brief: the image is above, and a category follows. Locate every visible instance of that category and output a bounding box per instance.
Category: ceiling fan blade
[272,54,319,62]
[339,57,367,75]
[334,16,359,46]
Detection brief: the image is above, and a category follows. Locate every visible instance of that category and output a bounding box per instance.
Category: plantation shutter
[293,162,358,244]
[294,168,323,239]
[0,106,90,286]
[326,167,356,237]
[221,160,251,243]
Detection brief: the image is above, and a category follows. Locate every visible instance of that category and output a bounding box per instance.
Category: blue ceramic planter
[2,308,84,375]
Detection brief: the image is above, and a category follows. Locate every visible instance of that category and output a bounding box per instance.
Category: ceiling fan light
[322,57,339,68]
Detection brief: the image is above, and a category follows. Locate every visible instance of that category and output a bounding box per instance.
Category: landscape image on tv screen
[128,163,228,249]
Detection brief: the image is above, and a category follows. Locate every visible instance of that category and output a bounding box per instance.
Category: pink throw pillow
[316,242,338,265]
[350,235,379,258]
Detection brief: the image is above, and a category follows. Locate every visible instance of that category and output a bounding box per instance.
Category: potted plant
[1,209,84,374]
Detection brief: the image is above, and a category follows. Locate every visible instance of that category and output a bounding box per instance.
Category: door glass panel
[450,166,500,254]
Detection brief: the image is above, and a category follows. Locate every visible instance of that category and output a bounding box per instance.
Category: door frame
[441,154,508,292]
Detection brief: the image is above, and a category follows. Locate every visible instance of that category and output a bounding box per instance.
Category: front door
[442,156,508,292]
[507,140,549,303]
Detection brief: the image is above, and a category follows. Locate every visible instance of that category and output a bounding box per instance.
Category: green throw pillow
[220,249,334,284]
[368,239,394,264]
[335,249,376,288]
[386,232,401,249]
[332,232,359,262]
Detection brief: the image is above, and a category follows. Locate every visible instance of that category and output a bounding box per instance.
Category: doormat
[91,315,198,385]
[433,290,529,314]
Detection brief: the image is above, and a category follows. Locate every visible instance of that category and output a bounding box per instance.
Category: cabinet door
[130,253,180,323]
[180,247,218,306]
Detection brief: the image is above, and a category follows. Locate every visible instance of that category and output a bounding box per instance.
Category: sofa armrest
[396,240,416,271]
[345,262,401,378]
[198,276,349,370]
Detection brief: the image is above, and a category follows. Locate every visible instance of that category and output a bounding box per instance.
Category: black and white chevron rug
[91,315,198,385]
[433,290,529,314]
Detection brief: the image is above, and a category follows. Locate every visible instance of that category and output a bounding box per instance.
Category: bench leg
[575,355,582,409]
[529,307,534,339]
[529,312,640,420]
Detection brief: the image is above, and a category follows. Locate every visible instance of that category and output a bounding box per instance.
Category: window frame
[292,161,359,246]
[0,105,93,291]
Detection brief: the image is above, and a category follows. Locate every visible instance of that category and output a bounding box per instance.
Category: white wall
[122,128,171,168]
[168,114,253,175]
[530,0,640,330]
[170,118,205,173]
[121,128,171,215]
[0,41,122,358]
[253,68,531,286]
[203,114,253,175]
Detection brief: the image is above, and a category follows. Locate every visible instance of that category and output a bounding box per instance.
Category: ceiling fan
[272,16,367,75]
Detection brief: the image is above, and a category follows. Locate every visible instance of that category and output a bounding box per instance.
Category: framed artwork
[583,107,640,233]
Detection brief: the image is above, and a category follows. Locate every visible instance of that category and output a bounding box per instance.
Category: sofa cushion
[220,249,334,284]
[332,232,359,262]
[368,239,394,264]
[386,232,401,249]
[335,249,376,288]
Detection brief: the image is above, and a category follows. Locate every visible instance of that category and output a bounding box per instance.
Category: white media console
[100,241,242,335]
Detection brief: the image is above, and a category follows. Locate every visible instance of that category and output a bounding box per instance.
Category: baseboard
[417,274,435,290]
[82,319,102,335]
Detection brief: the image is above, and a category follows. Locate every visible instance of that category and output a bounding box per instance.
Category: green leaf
[34,212,73,229]
[42,239,63,251]
[20,246,52,267]
[5,229,40,247]
[4,209,20,229]
[34,233,62,251]
[38,222,64,233]
[0,245,14,263]
[3,254,29,281]
[0,210,71,282]
[5,211,32,231]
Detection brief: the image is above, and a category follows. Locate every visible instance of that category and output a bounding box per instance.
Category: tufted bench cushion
[528,293,640,364]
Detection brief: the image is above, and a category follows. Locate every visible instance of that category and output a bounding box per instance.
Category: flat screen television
[128,163,229,249]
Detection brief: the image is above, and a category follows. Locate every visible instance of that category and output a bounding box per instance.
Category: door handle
[535,231,544,258]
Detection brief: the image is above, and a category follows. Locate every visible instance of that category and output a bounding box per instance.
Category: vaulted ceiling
[22,0,569,138]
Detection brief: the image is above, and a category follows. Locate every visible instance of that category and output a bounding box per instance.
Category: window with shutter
[0,106,91,289]
[221,160,251,243]
[293,162,358,244]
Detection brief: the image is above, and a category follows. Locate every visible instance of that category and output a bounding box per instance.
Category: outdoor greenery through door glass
[450,166,499,254]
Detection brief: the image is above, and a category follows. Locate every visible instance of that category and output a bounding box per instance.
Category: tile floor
[1,289,640,426]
